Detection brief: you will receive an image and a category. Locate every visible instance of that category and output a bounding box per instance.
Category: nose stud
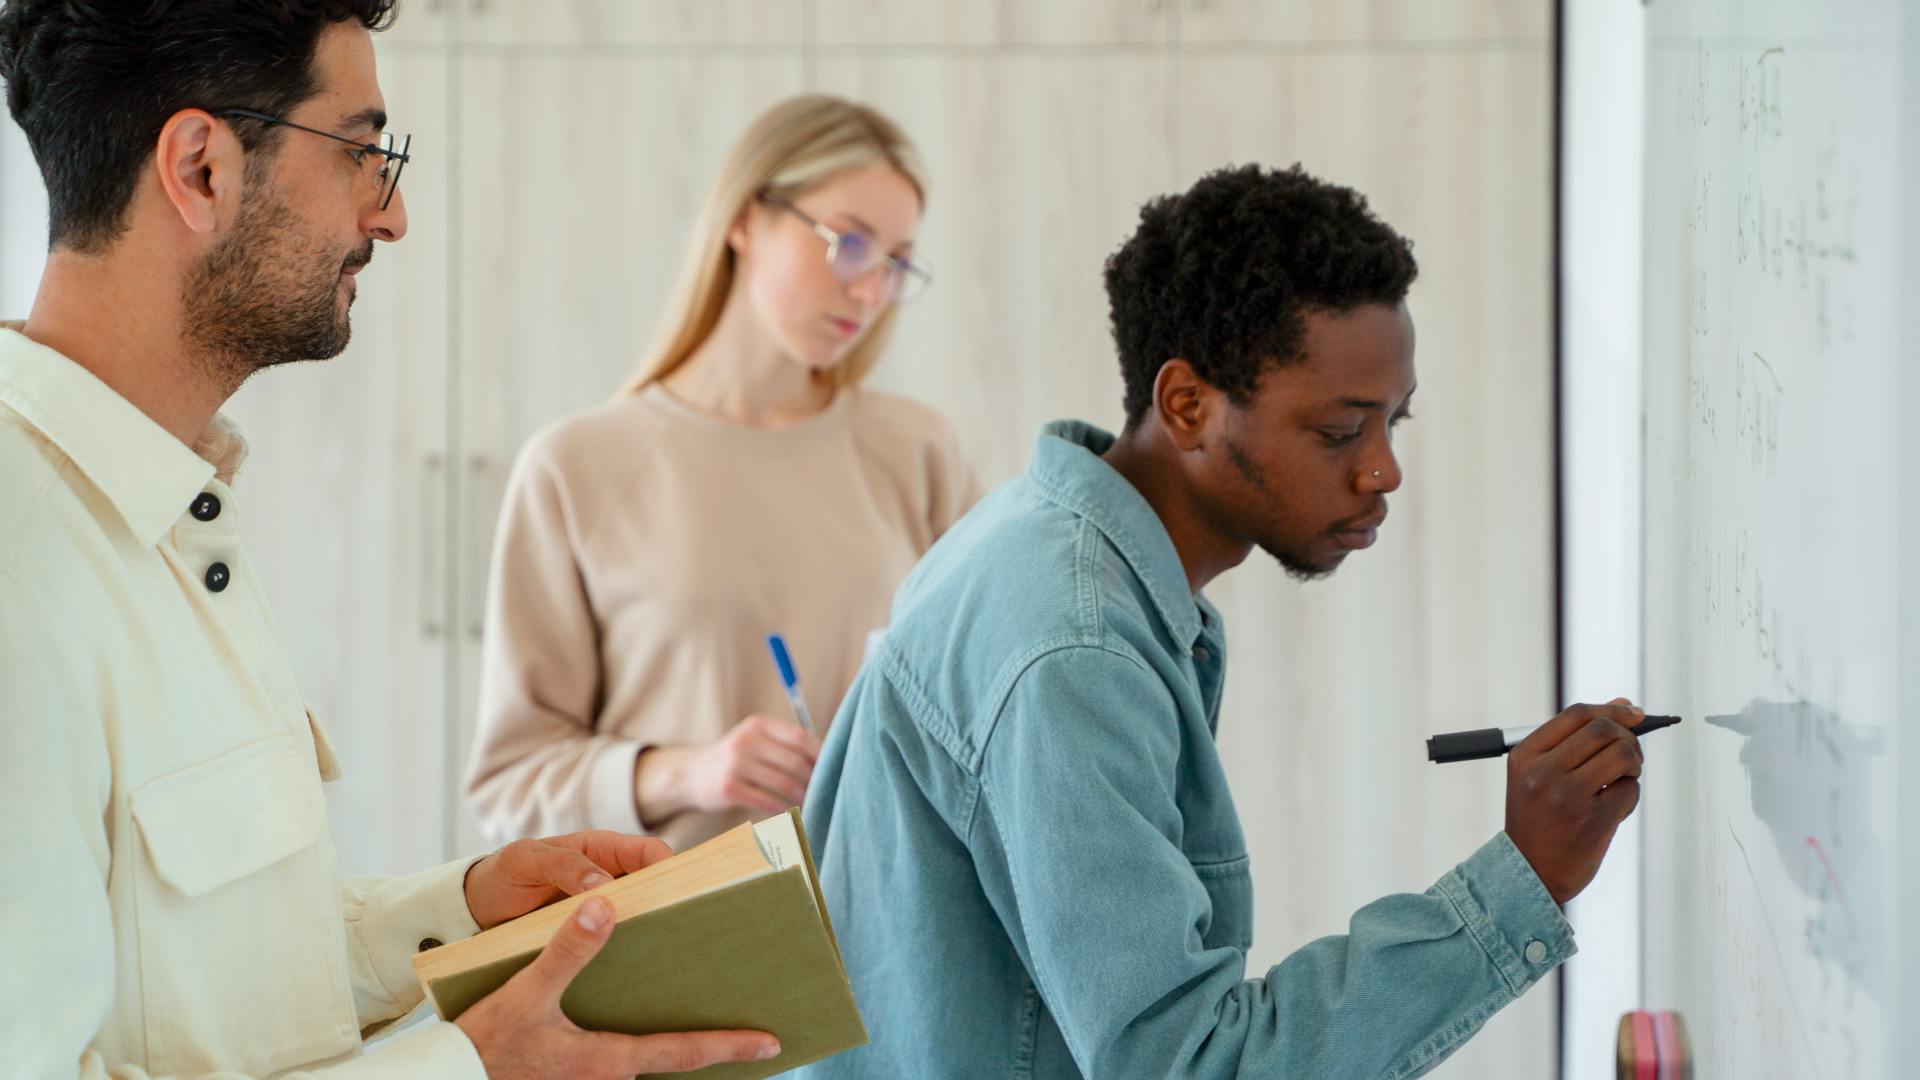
[1372,470,1381,478]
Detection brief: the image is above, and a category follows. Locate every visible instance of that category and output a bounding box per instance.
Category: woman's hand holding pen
[686,715,821,815]
[635,715,822,823]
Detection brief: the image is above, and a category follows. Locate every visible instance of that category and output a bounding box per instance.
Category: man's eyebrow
[337,107,387,136]
[1327,386,1418,413]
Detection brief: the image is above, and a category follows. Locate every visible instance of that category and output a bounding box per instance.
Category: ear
[725,198,760,256]
[1150,358,1219,453]
[153,109,244,236]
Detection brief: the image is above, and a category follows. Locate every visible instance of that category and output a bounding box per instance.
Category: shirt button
[418,937,444,953]
[205,562,231,593]
[190,492,222,522]
[1525,940,1549,965]
[1193,646,1210,664]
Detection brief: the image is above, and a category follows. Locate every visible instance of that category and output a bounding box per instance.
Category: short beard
[182,169,359,392]
[1225,437,1335,583]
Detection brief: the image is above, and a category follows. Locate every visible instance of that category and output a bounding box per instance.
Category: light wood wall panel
[812,52,1173,480]
[2,3,1556,1074]
[1175,44,1557,1079]
[222,51,459,877]
[449,48,809,855]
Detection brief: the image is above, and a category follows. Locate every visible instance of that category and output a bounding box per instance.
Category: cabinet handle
[421,453,446,639]
[464,453,493,642]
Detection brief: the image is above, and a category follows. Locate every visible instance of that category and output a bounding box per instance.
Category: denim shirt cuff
[1436,831,1577,996]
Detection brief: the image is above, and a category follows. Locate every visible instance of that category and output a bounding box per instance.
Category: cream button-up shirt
[0,327,487,1078]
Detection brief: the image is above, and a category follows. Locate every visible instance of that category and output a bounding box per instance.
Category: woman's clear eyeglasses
[762,196,933,303]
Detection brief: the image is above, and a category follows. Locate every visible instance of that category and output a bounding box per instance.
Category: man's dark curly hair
[1104,163,1418,428]
[0,0,398,253]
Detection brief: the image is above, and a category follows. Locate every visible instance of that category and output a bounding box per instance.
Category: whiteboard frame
[1557,3,1648,1079]
[1899,0,1918,1060]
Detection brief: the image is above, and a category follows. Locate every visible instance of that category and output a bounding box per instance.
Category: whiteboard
[1640,2,1915,1078]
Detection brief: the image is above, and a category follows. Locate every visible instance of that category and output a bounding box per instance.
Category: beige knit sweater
[463,382,979,851]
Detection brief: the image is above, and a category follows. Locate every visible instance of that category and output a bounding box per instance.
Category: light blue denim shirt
[799,420,1575,1080]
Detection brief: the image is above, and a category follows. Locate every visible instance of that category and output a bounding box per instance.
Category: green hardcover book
[413,810,866,1079]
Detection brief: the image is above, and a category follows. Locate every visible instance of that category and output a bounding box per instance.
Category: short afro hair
[1104,163,1418,428]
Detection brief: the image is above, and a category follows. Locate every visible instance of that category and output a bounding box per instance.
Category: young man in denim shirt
[797,164,1648,1079]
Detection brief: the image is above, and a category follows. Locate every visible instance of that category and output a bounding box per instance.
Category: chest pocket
[1190,854,1255,953]
[130,735,357,1075]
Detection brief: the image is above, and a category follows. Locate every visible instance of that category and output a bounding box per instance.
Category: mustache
[342,245,374,273]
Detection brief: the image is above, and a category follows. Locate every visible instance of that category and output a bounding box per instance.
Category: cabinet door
[222,48,456,878]
[1176,0,1549,44]
[459,0,803,46]
[448,49,805,853]
[811,53,1173,486]
[813,0,1173,46]
[381,0,461,45]
[1175,46,1557,1080]
[0,109,46,313]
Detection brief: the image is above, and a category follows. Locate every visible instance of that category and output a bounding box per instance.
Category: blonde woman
[464,96,979,853]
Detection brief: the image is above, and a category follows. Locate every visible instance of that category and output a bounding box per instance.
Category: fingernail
[582,872,612,891]
[577,896,609,932]
[758,1041,782,1061]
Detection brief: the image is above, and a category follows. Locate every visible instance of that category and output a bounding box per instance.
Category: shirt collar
[0,326,248,547]
[1027,419,1206,648]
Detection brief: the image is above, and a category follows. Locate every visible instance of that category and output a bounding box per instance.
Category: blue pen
[765,633,817,735]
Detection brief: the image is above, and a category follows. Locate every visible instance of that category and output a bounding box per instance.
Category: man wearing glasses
[0,3,777,1077]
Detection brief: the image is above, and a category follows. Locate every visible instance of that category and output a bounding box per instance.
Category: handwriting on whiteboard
[1650,27,1901,1078]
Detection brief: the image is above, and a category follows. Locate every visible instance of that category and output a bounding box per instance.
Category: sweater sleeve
[462,441,647,843]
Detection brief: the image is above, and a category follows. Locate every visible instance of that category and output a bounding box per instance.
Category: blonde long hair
[616,95,929,397]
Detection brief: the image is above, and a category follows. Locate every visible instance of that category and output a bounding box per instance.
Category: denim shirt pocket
[1189,854,1254,952]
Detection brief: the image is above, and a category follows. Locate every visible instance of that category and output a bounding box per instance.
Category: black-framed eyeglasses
[213,108,411,211]
[762,195,933,303]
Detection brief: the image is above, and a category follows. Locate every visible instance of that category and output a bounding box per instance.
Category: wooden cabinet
[812,52,1172,483]
[1177,45,1558,1077]
[446,47,806,854]
[1177,0,1550,43]
[460,0,804,46]
[0,116,43,313]
[813,0,1173,46]
[115,8,1558,1075]
[222,49,457,877]
[378,0,460,45]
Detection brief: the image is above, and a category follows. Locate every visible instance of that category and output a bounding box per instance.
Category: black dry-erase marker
[1427,715,1682,763]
